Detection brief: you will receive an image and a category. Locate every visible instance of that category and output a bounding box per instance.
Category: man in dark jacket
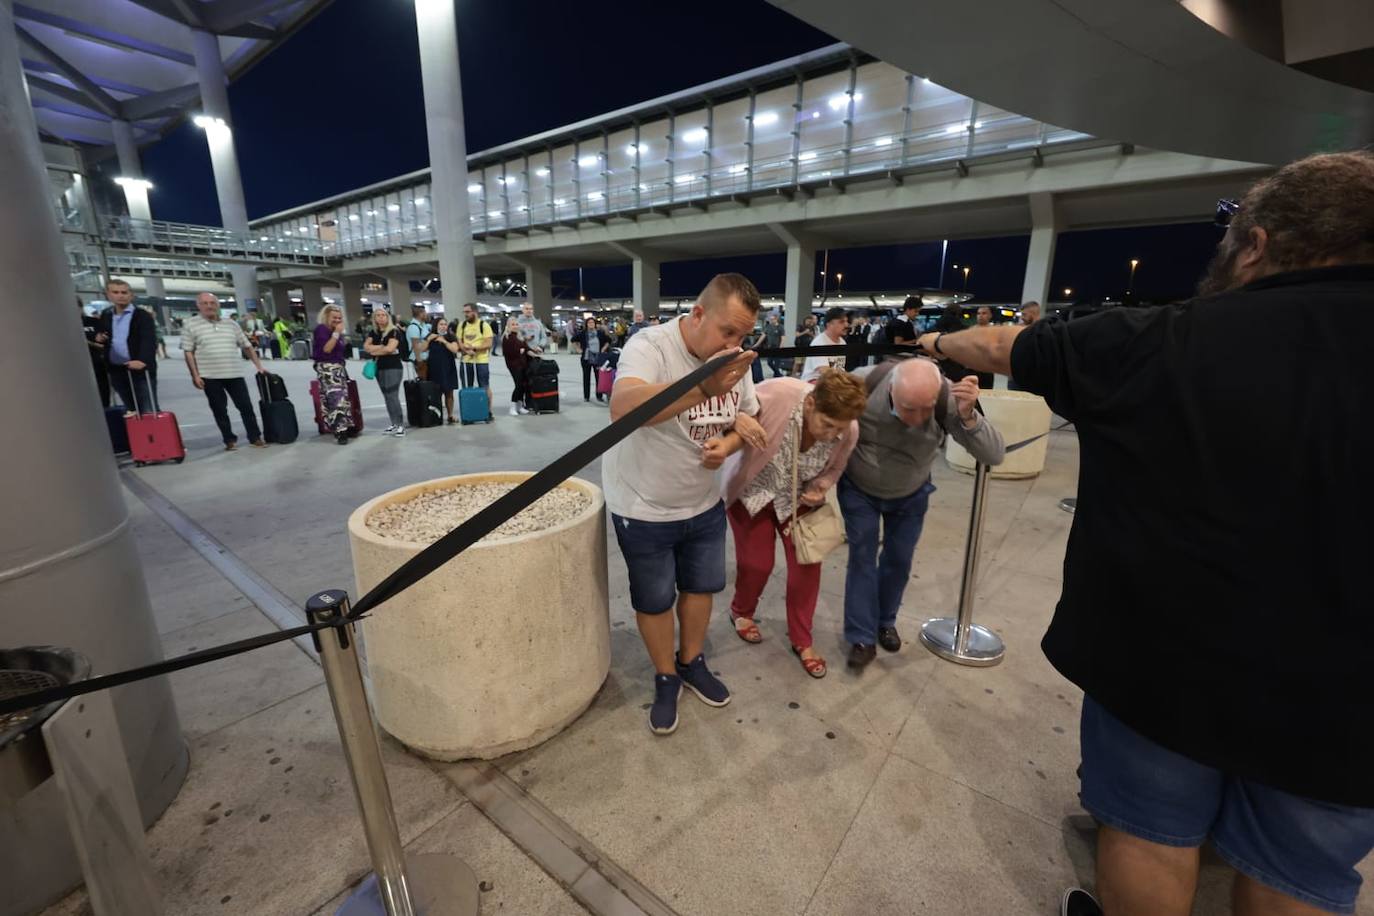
[919,151,1374,916]
[80,299,109,407]
[95,279,158,414]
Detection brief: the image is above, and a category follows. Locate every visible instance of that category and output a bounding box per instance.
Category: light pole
[836,272,844,297]
[962,265,971,291]
[1063,287,1073,298]
[1128,258,1140,292]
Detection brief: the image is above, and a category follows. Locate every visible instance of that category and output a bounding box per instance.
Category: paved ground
[40,348,1373,915]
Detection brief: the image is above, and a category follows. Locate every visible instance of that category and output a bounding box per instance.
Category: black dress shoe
[847,643,876,669]
[878,627,901,653]
[1061,888,1103,916]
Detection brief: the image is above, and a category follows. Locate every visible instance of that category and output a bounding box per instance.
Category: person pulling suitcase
[457,303,496,421]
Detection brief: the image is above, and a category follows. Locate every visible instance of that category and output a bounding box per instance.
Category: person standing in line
[800,306,849,382]
[180,292,268,451]
[792,313,817,377]
[364,307,406,436]
[841,358,1004,669]
[844,313,870,370]
[574,316,612,403]
[761,313,786,377]
[457,303,495,416]
[603,273,768,736]
[931,303,972,382]
[425,317,461,424]
[145,305,168,359]
[95,279,158,415]
[885,296,922,345]
[1019,301,1041,326]
[971,306,996,388]
[242,308,269,359]
[720,369,867,678]
[626,308,648,339]
[514,301,550,355]
[405,303,430,380]
[312,305,356,444]
[81,299,110,407]
[918,151,1374,916]
[503,319,531,416]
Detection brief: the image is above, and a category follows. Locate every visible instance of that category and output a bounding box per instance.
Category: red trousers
[726,500,822,649]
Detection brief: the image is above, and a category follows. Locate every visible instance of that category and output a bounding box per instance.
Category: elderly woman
[720,368,867,678]
[312,304,355,444]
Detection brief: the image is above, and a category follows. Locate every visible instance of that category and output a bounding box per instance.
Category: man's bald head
[889,359,943,427]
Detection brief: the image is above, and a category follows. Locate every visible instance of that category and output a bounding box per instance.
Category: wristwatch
[933,333,946,355]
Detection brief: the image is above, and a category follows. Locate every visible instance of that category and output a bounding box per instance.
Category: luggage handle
[127,365,160,416]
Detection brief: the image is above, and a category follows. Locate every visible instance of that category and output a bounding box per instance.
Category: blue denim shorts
[1080,695,1374,914]
[462,363,490,389]
[611,502,726,614]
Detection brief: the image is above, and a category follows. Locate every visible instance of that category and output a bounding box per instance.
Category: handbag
[362,359,377,380]
[783,414,846,565]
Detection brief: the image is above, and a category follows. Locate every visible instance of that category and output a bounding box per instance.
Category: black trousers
[581,360,596,400]
[108,364,156,414]
[203,377,262,444]
[90,357,109,407]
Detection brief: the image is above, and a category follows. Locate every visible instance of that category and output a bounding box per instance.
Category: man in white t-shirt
[604,273,768,736]
[800,306,850,382]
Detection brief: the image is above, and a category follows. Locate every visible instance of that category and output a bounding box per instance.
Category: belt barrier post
[917,461,1006,666]
[305,591,480,916]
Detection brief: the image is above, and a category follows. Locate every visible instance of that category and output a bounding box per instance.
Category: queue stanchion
[1058,497,1076,514]
[918,461,1006,667]
[306,591,480,916]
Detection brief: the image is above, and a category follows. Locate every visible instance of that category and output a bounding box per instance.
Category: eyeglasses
[1215,198,1240,228]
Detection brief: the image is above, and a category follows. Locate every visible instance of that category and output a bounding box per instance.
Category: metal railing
[98,216,337,268]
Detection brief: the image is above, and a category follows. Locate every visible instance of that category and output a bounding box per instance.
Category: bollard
[306,591,480,916]
[918,461,1006,667]
[1058,497,1076,514]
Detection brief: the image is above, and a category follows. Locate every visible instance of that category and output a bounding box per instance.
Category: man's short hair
[902,295,922,313]
[700,272,761,314]
[411,303,427,312]
[1234,151,1374,272]
[824,306,847,324]
[105,279,130,290]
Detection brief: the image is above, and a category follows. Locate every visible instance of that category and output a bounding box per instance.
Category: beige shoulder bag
[784,413,847,565]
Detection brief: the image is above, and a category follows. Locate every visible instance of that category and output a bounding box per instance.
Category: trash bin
[0,646,89,804]
[946,389,1053,479]
[348,473,609,760]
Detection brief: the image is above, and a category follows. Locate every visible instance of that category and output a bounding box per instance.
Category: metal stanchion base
[336,853,481,916]
[918,618,1006,667]
[1058,497,1076,514]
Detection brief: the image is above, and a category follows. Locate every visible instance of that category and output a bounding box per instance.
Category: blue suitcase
[458,386,491,424]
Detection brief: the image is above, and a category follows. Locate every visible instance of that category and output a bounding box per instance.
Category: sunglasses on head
[1215,198,1240,228]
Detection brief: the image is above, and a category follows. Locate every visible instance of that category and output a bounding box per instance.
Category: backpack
[397,321,423,361]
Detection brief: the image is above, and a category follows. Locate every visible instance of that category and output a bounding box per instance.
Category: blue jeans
[838,474,935,645]
[1081,696,1374,914]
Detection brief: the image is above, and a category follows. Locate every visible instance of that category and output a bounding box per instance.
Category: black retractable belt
[0,342,1053,716]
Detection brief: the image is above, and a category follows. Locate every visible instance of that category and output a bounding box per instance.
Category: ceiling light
[626,143,646,155]
[367,209,378,216]
[728,163,748,174]
[553,198,566,206]
[192,115,226,130]
[752,111,779,127]
[258,235,268,241]
[798,151,816,161]
[468,183,482,192]
[945,123,965,134]
[578,155,598,167]
[417,224,428,230]
[535,167,550,177]
[113,176,153,190]
[347,214,359,221]
[586,191,603,200]
[413,197,426,205]
[681,128,708,144]
[487,210,502,218]
[828,94,848,111]
[674,173,695,184]
[810,111,820,119]
[873,136,892,147]
[299,226,309,232]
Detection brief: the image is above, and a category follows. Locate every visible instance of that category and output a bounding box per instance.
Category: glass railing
[98,216,333,263]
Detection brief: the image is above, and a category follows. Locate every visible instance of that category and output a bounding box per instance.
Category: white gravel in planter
[365,482,594,545]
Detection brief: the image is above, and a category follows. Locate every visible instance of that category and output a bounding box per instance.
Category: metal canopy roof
[14,0,332,151]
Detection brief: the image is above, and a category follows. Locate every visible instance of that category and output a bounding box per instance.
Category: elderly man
[801,306,849,382]
[627,308,648,339]
[841,359,1004,668]
[919,151,1374,916]
[181,292,268,450]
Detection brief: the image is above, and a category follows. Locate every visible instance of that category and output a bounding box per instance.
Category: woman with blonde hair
[363,307,406,436]
[720,368,867,677]
[311,304,355,444]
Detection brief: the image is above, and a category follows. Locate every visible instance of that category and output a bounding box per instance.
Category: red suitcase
[310,378,364,436]
[124,373,184,466]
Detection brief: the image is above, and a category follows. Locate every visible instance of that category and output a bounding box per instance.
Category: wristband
[933,333,946,355]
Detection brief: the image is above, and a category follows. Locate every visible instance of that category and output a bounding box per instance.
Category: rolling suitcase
[105,405,130,454]
[310,378,363,436]
[458,386,491,424]
[404,372,444,428]
[125,373,184,467]
[526,373,560,414]
[256,373,298,444]
[595,365,615,397]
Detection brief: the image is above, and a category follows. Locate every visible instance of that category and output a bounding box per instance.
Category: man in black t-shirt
[919,152,1374,916]
[884,295,921,346]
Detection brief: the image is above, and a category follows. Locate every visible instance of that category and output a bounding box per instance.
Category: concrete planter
[348,472,609,760]
[947,389,1053,479]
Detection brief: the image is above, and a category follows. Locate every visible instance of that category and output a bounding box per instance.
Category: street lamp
[1063,287,1073,298]
[836,272,843,297]
[1129,258,1140,291]
[961,265,971,291]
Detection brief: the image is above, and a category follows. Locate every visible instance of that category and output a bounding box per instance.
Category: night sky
[130,0,1226,305]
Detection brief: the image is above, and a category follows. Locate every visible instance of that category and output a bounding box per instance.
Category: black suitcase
[525,374,560,414]
[527,356,559,379]
[259,372,289,402]
[404,378,444,428]
[256,374,298,444]
[105,405,130,454]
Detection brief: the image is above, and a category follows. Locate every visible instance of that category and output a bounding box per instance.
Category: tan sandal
[791,645,827,678]
[731,613,762,644]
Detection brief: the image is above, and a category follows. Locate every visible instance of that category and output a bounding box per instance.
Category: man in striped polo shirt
[182,292,269,451]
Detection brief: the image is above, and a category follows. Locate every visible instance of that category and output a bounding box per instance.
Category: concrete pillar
[522,262,553,326]
[300,280,324,318]
[414,0,477,310]
[632,256,661,317]
[338,277,363,329]
[267,283,294,320]
[1021,192,1060,307]
[144,275,165,299]
[110,119,152,224]
[190,29,258,311]
[386,274,412,313]
[782,242,815,341]
[0,6,186,910]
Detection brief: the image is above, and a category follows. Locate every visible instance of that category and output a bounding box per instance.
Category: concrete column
[0,6,186,909]
[1021,192,1060,307]
[338,277,363,329]
[386,274,412,313]
[782,242,815,341]
[632,256,661,317]
[190,29,258,311]
[414,0,477,309]
[522,262,553,326]
[267,283,294,320]
[144,275,166,299]
[110,119,152,224]
[300,280,324,317]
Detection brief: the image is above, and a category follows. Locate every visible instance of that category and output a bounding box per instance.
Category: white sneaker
[518,405,531,415]
[382,425,397,436]
[393,426,406,437]
[508,404,519,417]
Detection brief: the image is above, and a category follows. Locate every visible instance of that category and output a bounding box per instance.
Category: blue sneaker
[675,653,731,707]
[649,674,681,735]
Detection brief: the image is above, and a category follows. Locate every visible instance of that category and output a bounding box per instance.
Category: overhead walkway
[97,216,339,269]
